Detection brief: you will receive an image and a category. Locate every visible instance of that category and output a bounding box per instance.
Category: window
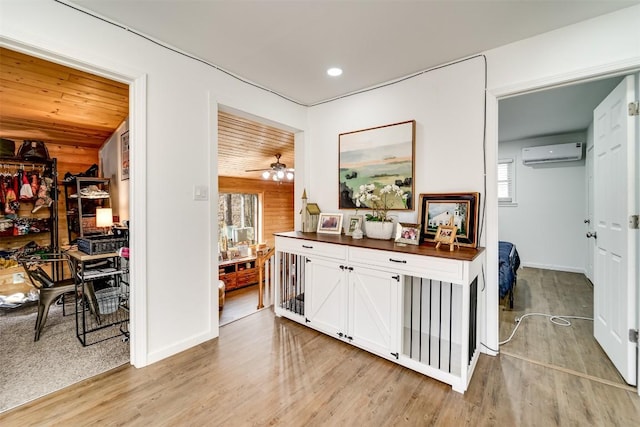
[218,193,259,246]
[498,159,516,205]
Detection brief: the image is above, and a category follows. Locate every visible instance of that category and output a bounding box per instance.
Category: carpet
[0,299,129,413]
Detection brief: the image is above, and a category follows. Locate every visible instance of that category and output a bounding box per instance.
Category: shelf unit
[0,157,59,300]
[64,177,111,244]
[219,256,258,291]
[68,250,129,346]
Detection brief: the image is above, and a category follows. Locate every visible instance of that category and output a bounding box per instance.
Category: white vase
[364,220,394,240]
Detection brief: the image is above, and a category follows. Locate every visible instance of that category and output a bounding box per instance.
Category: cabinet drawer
[275,237,346,260]
[237,269,258,286]
[348,247,463,282]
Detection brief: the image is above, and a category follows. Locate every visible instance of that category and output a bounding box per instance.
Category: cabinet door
[305,257,346,337]
[348,267,400,357]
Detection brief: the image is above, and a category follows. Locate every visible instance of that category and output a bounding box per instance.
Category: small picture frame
[345,215,364,236]
[317,213,343,234]
[434,224,458,251]
[395,222,421,245]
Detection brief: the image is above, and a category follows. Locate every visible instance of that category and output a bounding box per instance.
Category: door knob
[586,232,597,239]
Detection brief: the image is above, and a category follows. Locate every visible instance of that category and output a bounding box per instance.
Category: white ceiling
[67,0,639,106]
[499,75,624,142]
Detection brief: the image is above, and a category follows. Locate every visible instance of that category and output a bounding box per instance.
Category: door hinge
[629,329,639,344]
[630,215,639,230]
[629,101,639,116]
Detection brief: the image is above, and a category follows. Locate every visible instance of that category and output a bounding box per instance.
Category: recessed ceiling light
[327,67,343,77]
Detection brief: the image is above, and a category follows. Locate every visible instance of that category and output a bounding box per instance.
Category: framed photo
[418,192,480,247]
[121,130,130,181]
[395,222,421,245]
[345,214,364,236]
[338,120,416,211]
[435,225,457,243]
[317,213,343,234]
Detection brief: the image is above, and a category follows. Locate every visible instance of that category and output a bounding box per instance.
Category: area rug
[0,300,129,412]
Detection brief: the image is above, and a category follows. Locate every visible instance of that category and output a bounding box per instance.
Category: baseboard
[146,329,217,365]
[521,262,585,275]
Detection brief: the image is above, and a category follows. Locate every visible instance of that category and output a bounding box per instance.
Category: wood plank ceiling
[0,47,293,178]
[218,111,294,179]
[0,47,129,149]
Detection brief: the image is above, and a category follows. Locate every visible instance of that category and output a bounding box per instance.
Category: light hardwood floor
[219,284,262,326]
[2,300,639,425]
[499,267,628,387]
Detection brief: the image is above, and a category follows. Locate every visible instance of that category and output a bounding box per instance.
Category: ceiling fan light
[272,174,279,181]
[262,171,270,179]
[286,172,294,180]
[277,170,285,179]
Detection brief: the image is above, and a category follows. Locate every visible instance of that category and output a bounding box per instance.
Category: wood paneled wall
[218,176,294,248]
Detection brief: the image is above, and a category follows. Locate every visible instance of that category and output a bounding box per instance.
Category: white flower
[351,181,408,222]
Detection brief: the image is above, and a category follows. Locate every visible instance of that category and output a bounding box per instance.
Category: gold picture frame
[394,222,421,245]
[434,224,458,251]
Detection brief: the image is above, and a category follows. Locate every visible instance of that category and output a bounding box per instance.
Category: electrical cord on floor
[499,312,594,346]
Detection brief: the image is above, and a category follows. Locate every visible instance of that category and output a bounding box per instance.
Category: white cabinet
[304,257,401,359]
[274,232,484,393]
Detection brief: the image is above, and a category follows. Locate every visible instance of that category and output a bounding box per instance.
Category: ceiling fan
[245,153,294,181]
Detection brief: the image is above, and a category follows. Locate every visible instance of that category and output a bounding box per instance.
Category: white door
[585,144,595,283]
[593,75,637,386]
[305,257,346,336]
[348,267,400,357]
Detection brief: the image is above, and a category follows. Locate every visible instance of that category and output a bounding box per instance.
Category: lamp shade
[96,207,113,228]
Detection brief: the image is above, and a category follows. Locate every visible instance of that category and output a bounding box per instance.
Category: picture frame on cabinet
[317,213,343,234]
[394,222,421,245]
[345,215,363,236]
[418,192,480,247]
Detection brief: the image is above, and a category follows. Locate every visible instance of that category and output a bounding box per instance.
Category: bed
[499,241,520,309]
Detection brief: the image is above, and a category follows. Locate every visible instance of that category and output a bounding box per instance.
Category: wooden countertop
[275,231,484,262]
[219,255,257,266]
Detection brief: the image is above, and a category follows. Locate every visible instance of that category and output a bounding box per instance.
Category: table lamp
[96,207,113,234]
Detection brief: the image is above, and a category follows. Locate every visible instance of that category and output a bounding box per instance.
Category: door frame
[0,37,149,367]
[485,58,640,395]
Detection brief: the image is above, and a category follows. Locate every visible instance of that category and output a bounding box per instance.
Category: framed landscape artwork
[418,192,480,247]
[338,120,415,211]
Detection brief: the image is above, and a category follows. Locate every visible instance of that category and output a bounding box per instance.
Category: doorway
[496,75,636,387]
[216,109,295,325]
[0,45,136,411]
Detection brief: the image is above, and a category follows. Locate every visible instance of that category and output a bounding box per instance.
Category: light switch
[193,185,209,201]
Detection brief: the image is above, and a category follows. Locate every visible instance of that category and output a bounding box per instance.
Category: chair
[19,253,76,341]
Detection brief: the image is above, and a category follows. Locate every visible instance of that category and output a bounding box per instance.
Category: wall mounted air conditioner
[522,142,583,165]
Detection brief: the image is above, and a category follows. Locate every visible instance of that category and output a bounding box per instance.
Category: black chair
[19,253,76,341]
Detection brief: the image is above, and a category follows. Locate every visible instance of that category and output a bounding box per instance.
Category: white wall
[2,0,639,365]
[307,57,487,223]
[0,0,307,365]
[100,118,129,222]
[498,133,586,272]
